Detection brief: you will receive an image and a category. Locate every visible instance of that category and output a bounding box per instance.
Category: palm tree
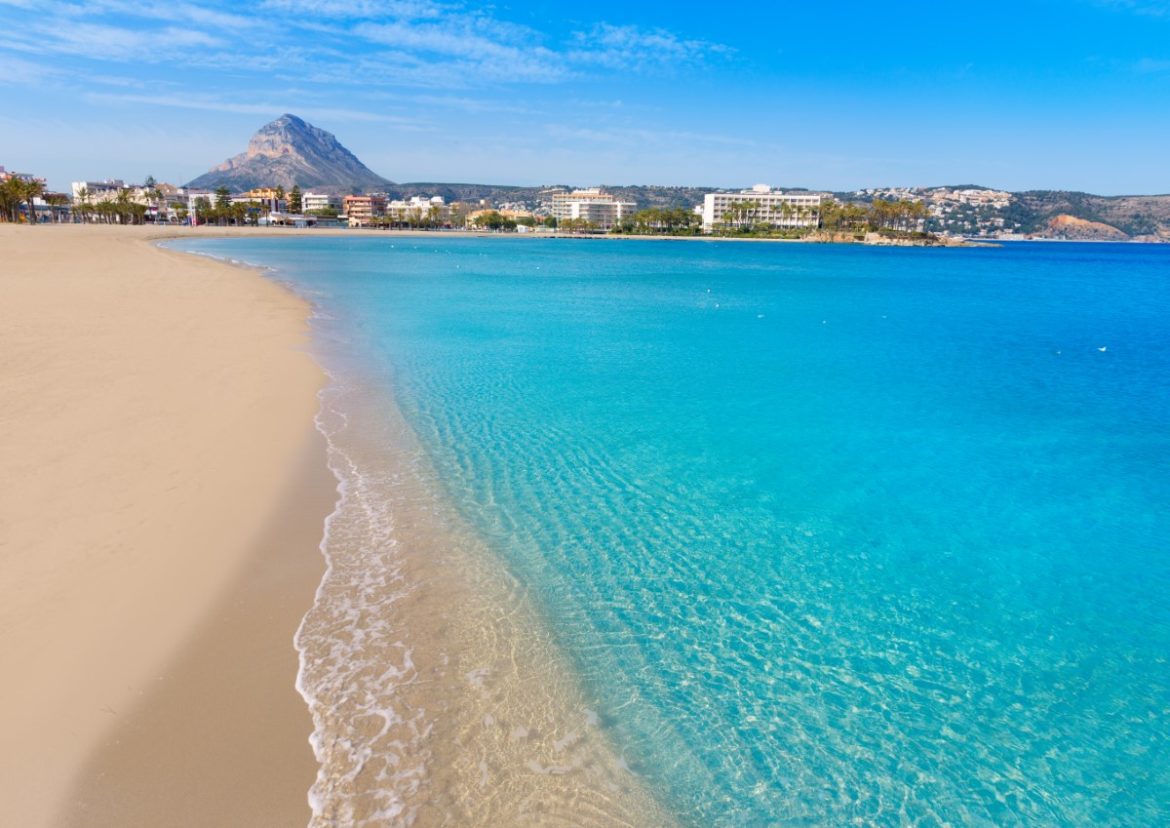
[114,188,133,224]
[0,177,20,222]
[74,186,90,224]
[44,193,69,223]
[18,178,45,224]
[151,189,164,220]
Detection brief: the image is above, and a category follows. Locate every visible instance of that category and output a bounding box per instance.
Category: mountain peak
[185,114,393,193]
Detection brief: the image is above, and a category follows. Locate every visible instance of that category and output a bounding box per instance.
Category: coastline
[0,224,330,826]
[175,232,676,824]
[142,223,975,245]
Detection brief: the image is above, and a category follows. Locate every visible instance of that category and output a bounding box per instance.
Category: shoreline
[174,232,677,824]
[0,224,330,826]
[132,223,977,246]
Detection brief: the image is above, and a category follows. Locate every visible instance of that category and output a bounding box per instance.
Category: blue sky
[1,0,1168,193]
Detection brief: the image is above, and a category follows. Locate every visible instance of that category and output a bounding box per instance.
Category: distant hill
[185,114,393,193]
[1046,214,1129,241]
[1010,191,1170,240]
[397,184,1170,239]
[391,183,721,211]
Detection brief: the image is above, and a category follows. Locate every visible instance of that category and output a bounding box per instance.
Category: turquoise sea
[172,236,1169,825]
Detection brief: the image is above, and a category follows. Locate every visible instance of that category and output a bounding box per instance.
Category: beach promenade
[0,225,331,826]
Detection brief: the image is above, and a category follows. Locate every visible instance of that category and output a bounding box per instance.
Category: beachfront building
[302,191,341,214]
[343,194,387,227]
[71,179,126,203]
[231,188,286,213]
[263,212,317,228]
[551,189,636,231]
[385,195,450,226]
[701,185,824,232]
[185,189,215,211]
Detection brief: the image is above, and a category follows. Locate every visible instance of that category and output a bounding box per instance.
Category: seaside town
[5,161,1165,243]
[0,165,925,238]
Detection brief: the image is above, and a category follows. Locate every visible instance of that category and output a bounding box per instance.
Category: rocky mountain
[185,114,393,193]
[1011,191,1170,241]
[844,185,1170,240]
[1046,214,1129,241]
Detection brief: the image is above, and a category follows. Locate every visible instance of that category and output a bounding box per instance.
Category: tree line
[613,207,701,235]
[0,175,47,222]
[819,199,929,233]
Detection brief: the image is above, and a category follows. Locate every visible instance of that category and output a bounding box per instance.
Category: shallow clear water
[173,237,1170,825]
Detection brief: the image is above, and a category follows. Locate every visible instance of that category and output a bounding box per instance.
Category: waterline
[169,237,1170,825]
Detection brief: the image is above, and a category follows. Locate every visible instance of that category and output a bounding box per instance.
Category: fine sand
[0,224,330,826]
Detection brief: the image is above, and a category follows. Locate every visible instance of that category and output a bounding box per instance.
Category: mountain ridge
[185,114,393,193]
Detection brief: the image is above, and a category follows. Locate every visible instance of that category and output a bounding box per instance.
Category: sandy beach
[0,224,330,826]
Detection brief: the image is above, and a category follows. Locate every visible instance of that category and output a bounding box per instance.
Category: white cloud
[0,53,58,84]
[568,23,730,71]
[82,90,433,129]
[0,0,730,91]
[2,21,222,60]
[260,0,445,19]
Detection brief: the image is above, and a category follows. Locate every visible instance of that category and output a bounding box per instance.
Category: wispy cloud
[1,21,222,60]
[0,0,731,99]
[84,90,429,127]
[568,23,731,71]
[58,0,260,30]
[351,14,572,83]
[1135,57,1170,71]
[0,53,59,84]
[260,0,445,19]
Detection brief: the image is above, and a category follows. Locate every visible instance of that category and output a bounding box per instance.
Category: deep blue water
[174,237,1170,825]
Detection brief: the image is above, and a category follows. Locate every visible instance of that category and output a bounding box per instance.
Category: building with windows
[71,179,126,203]
[550,189,636,231]
[343,194,387,226]
[701,185,824,232]
[230,188,286,213]
[385,195,450,225]
[302,192,341,214]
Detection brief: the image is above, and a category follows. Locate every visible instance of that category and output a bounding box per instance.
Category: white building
[71,179,126,202]
[701,185,824,232]
[302,191,341,213]
[551,189,636,231]
[386,195,450,225]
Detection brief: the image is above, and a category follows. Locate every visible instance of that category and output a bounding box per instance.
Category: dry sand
[0,224,330,826]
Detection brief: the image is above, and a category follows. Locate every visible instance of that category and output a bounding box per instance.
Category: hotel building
[231,188,286,213]
[385,195,451,225]
[701,185,824,232]
[551,189,636,231]
[302,192,341,213]
[71,179,126,203]
[343,194,387,226]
